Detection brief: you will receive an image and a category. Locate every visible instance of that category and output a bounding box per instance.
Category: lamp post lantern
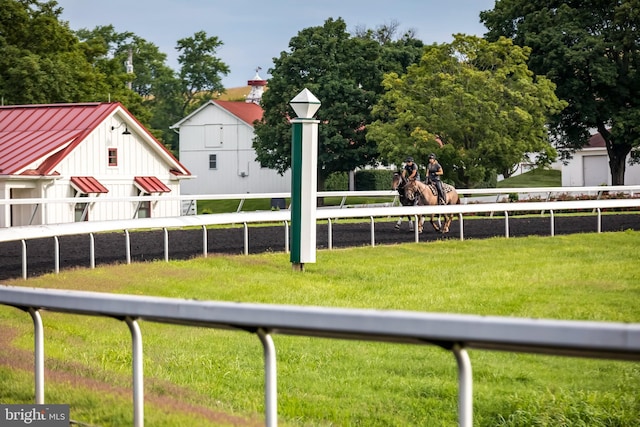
[289,88,321,271]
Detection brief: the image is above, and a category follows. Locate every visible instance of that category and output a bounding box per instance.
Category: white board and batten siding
[177,102,290,195]
[12,118,182,226]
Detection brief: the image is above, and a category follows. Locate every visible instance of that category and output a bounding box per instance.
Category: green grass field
[0,229,638,426]
[497,168,561,188]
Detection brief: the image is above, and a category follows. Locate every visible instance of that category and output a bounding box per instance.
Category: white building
[0,102,191,227]
[173,72,291,195]
[562,131,640,186]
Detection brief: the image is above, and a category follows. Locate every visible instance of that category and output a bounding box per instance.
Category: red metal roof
[214,100,263,126]
[587,132,606,148]
[0,102,191,177]
[70,176,109,194]
[134,176,171,193]
[0,103,120,175]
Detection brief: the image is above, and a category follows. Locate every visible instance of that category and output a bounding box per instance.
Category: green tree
[253,18,423,189]
[0,0,107,104]
[368,35,566,188]
[176,30,229,116]
[75,27,229,155]
[480,0,640,185]
[74,25,170,145]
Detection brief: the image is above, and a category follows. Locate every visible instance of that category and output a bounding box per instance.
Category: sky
[55,0,496,88]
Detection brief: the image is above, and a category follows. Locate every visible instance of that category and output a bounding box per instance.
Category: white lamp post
[289,88,321,271]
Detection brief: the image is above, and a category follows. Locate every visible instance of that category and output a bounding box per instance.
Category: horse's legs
[430,215,441,232]
[443,214,453,233]
[395,216,414,231]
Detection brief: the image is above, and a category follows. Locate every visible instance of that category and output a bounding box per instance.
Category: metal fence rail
[0,285,638,426]
[1,198,639,279]
[3,185,640,208]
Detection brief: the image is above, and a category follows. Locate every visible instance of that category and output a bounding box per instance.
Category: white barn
[0,102,191,227]
[173,74,291,195]
[562,131,640,186]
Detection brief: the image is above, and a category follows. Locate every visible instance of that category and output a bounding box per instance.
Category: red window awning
[70,176,109,194]
[134,176,171,193]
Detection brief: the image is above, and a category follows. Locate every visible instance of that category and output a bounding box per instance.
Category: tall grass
[0,231,638,426]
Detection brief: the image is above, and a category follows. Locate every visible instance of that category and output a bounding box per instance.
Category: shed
[561,131,640,186]
[0,102,191,227]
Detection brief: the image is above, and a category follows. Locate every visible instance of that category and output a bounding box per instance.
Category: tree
[253,18,423,189]
[75,27,229,155]
[368,35,566,188]
[74,25,170,146]
[176,31,229,116]
[480,0,640,185]
[0,0,107,104]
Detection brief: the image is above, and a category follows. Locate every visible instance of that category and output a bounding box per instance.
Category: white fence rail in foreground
[1,197,639,279]
[0,285,638,427]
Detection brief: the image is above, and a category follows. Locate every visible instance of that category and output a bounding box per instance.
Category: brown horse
[403,179,460,233]
[391,172,424,232]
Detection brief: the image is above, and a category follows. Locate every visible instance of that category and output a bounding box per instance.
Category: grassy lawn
[0,230,638,426]
[497,168,561,188]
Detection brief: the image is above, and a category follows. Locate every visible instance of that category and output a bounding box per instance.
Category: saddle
[426,182,448,204]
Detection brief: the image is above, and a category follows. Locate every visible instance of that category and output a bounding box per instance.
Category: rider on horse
[427,153,445,205]
[402,157,421,205]
[402,156,420,182]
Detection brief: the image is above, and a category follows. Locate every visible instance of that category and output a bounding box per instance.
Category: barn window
[108,148,118,166]
[132,177,170,219]
[209,154,217,169]
[70,177,108,222]
[74,194,89,222]
[137,201,151,218]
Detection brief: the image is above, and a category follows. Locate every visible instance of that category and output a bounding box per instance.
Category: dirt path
[0,326,263,426]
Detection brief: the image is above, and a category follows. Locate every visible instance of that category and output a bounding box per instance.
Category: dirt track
[1,213,638,281]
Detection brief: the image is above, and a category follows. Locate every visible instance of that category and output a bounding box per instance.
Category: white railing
[0,285,638,427]
[2,185,640,211]
[1,197,639,279]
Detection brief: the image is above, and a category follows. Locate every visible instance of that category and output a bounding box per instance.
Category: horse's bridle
[404,180,419,201]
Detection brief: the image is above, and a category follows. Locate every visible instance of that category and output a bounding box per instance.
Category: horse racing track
[0,213,638,281]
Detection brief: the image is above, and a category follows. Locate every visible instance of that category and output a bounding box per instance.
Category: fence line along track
[1,198,639,280]
[1,191,639,425]
[0,286,638,427]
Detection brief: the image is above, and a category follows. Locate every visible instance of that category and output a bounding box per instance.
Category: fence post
[126,317,144,427]
[29,308,44,404]
[453,344,472,427]
[258,329,277,427]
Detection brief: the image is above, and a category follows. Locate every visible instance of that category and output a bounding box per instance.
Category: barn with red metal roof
[171,71,291,195]
[0,102,191,227]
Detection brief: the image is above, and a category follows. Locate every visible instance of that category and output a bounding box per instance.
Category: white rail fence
[1,197,639,280]
[0,286,638,427]
[1,188,639,425]
[3,185,640,214]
